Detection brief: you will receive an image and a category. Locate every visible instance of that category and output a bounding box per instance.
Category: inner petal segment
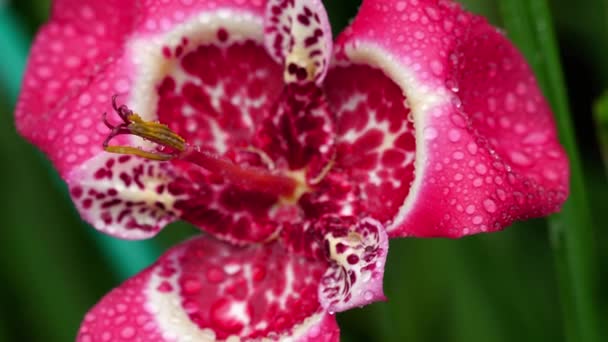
[318,217,388,312]
[78,235,339,341]
[156,32,283,155]
[264,0,332,84]
[324,64,417,224]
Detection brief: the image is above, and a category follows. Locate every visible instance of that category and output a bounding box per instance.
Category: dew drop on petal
[120,326,135,339]
[448,129,461,142]
[475,164,487,175]
[509,151,533,166]
[483,199,497,213]
[472,216,483,225]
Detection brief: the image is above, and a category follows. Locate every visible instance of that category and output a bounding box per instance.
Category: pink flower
[16,0,569,340]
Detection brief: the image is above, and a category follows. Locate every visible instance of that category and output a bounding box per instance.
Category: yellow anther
[126,114,186,151]
[103,111,187,161]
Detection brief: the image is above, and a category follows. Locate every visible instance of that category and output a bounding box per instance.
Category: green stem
[594,92,608,174]
[498,1,599,342]
[0,6,161,280]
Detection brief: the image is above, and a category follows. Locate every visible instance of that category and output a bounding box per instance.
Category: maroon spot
[352,129,384,153]
[217,28,229,42]
[157,281,173,293]
[82,198,93,209]
[94,168,107,180]
[347,254,359,265]
[297,14,310,26]
[335,242,347,254]
[162,46,172,58]
[382,149,406,166]
[101,211,113,225]
[118,155,131,163]
[71,186,83,199]
[119,172,132,187]
[101,199,121,209]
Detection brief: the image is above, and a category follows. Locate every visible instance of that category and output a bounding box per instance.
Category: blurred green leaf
[594,91,608,173]
[498,1,600,342]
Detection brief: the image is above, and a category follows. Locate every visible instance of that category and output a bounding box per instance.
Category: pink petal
[319,218,388,312]
[325,64,416,224]
[78,235,339,341]
[68,154,180,239]
[264,0,332,84]
[254,83,336,182]
[19,1,292,239]
[329,0,569,237]
[69,151,290,241]
[16,0,273,178]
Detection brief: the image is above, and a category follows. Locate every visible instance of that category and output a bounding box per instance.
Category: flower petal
[324,64,416,224]
[19,1,291,239]
[78,235,339,341]
[69,151,289,242]
[264,0,332,84]
[15,0,274,177]
[15,0,138,177]
[254,83,336,182]
[68,154,182,239]
[319,217,388,312]
[329,0,569,237]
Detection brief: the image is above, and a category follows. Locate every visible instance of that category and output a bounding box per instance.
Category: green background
[0,0,606,341]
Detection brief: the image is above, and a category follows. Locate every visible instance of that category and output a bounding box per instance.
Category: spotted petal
[264,0,332,84]
[327,0,569,237]
[17,0,290,240]
[319,217,388,312]
[78,235,339,342]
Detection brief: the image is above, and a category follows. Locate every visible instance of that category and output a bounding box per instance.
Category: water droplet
[465,205,476,214]
[443,19,454,32]
[364,291,374,301]
[504,92,517,112]
[223,263,241,275]
[407,111,414,122]
[483,199,497,213]
[451,114,467,128]
[451,96,462,108]
[448,129,461,142]
[475,164,487,175]
[430,59,444,75]
[446,78,459,93]
[543,168,559,181]
[121,326,136,339]
[472,216,483,225]
[453,151,465,160]
[523,132,548,145]
[496,189,507,201]
[467,142,478,155]
[509,151,533,166]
